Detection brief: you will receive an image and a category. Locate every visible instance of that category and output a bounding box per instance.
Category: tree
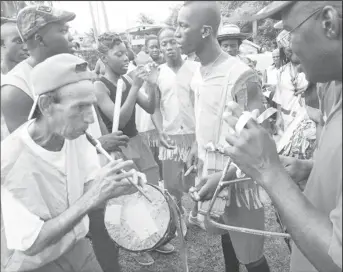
[164,4,182,28]
[218,1,278,50]
[84,28,97,45]
[1,1,55,18]
[136,13,155,25]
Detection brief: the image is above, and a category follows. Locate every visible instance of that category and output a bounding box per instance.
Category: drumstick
[85,131,152,203]
[112,78,123,133]
[184,165,195,177]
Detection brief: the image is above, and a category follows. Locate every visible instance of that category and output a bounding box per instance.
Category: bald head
[183,1,222,35]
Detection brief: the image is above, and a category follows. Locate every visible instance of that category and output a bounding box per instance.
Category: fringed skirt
[158,133,196,163]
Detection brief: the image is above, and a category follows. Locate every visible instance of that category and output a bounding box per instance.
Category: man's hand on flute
[87,159,147,209]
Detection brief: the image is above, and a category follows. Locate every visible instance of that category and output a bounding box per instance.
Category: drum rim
[104,183,176,253]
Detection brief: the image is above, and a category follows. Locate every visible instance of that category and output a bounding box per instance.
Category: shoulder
[1,84,33,106]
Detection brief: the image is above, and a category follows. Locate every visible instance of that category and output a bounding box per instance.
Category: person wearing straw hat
[223,1,342,272]
[1,53,145,272]
[217,24,251,58]
[0,6,130,272]
[176,2,270,272]
[218,23,261,80]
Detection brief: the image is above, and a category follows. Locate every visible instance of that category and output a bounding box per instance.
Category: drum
[104,184,177,252]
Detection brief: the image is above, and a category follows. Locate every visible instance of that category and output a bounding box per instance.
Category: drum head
[104,184,172,252]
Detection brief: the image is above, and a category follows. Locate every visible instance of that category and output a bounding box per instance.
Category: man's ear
[34,33,45,46]
[321,6,341,40]
[38,94,54,117]
[201,25,213,38]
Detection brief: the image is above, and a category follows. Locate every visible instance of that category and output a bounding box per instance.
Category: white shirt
[1,120,100,271]
[157,61,198,135]
[265,64,279,85]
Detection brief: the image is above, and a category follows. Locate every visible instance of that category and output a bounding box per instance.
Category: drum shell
[104,184,177,252]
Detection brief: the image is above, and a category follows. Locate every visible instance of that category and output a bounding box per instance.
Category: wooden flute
[84,131,152,203]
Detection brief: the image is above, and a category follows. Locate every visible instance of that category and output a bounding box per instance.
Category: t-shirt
[290,82,342,271]
[1,120,100,271]
[97,76,138,137]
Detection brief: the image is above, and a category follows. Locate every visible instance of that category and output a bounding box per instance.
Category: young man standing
[152,26,199,235]
[175,2,270,272]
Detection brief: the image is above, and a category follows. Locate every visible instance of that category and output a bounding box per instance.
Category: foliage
[164,3,183,28]
[163,1,280,51]
[219,1,279,50]
[85,28,97,45]
[136,13,155,25]
[1,1,54,18]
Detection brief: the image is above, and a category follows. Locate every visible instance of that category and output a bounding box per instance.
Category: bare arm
[94,81,140,130]
[24,188,97,256]
[136,82,156,114]
[24,160,135,256]
[262,165,341,272]
[1,85,33,132]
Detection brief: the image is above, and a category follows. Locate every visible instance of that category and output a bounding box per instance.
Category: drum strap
[165,191,189,272]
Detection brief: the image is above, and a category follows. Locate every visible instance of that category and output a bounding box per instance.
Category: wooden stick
[85,131,152,203]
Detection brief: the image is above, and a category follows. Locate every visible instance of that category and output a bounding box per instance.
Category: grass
[118,189,290,272]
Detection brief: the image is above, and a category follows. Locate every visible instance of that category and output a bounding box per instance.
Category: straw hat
[217,24,251,42]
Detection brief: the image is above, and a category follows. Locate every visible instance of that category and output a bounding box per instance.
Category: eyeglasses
[279,8,322,45]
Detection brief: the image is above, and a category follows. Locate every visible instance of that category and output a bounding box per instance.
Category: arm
[1,85,33,132]
[94,80,140,130]
[262,165,341,272]
[136,82,156,114]
[24,188,98,256]
[234,70,271,130]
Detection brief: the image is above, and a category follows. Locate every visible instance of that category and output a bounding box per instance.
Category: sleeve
[1,186,44,251]
[328,192,342,269]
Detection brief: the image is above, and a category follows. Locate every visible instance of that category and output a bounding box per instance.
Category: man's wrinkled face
[1,23,29,63]
[105,42,130,75]
[39,22,75,55]
[175,5,203,55]
[220,39,240,56]
[282,4,339,83]
[48,80,96,140]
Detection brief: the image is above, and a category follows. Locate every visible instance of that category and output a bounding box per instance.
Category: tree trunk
[100,1,109,32]
[88,2,99,45]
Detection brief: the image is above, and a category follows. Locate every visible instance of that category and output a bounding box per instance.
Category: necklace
[201,51,224,77]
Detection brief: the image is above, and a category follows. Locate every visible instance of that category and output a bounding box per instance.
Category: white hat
[28,54,94,120]
[217,24,251,42]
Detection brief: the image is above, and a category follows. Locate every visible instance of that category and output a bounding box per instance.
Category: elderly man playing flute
[1,54,146,272]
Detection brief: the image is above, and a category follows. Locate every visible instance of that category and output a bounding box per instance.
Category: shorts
[222,201,265,264]
[162,159,196,200]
